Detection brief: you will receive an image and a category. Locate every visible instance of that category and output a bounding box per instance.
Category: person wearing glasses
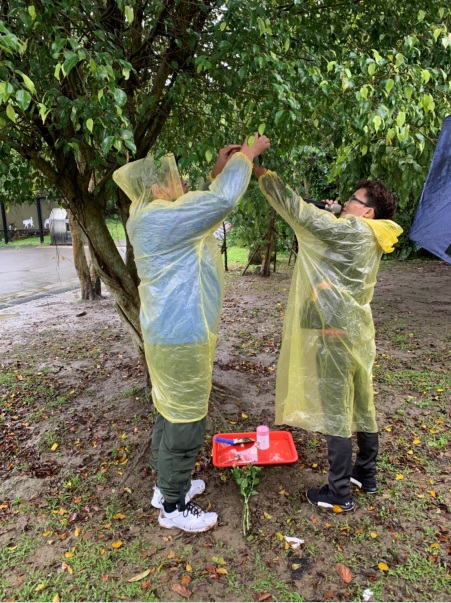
[254,166,403,511]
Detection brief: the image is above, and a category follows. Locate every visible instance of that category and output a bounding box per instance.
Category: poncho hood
[363,218,403,253]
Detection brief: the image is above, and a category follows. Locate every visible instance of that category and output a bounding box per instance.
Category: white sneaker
[158,502,218,533]
[151,479,206,509]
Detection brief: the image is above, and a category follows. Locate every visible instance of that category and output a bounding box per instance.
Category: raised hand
[211,144,242,178]
[240,133,271,162]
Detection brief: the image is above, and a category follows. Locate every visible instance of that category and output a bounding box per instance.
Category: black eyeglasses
[347,194,370,207]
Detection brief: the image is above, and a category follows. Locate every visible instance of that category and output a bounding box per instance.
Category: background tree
[0,0,449,354]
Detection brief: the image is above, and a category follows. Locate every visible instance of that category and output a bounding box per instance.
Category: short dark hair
[355,179,397,220]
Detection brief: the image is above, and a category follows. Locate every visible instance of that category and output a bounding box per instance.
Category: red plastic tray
[212,430,298,467]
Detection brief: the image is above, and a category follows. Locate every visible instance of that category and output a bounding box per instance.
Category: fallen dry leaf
[378,562,389,571]
[332,505,344,513]
[64,563,73,575]
[127,569,151,582]
[336,562,353,583]
[180,575,192,585]
[258,593,272,602]
[112,540,123,549]
[171,583,191,598]
[113,513,126,520]
[216,568,228,575]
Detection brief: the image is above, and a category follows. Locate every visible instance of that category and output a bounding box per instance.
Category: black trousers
[327,432,378,498]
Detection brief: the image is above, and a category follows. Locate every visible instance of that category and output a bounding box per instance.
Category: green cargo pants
[150,411,206,504]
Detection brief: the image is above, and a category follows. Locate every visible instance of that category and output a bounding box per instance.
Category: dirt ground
[0,258,450,602]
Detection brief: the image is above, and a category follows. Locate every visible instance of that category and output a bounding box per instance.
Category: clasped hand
[211,133,271,178]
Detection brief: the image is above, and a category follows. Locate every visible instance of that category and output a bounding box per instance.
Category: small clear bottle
[256,425,270,450]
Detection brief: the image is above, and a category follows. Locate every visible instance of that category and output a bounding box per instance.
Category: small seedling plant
[232,463,262,535]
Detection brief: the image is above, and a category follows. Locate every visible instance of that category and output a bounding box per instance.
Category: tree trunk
[260,208,277,277]
[66,193,143,353]
[68,209,101,300]
[221,222,228,272]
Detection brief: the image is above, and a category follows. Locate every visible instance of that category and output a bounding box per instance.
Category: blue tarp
[409,115,451,264]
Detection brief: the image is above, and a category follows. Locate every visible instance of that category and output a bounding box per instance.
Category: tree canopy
[1,0,450,343]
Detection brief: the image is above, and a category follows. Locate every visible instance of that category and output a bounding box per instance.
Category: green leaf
[15,89,32,111]
[205,149,213,163]
[396,126,410,142]
[404,85,413,100]
[258,123,266,136]
[54,63,62,81]
[395,53,404,67]
[86,118,94,133]
[62,51,79,76]
[386,128,396,143]
[124,138,137,154]
[275,110,286,126]
[433,28,442,42]
[125,6,134,25]
[372,114,382,133]
[28,5,36,20]
[396,111,406,127]
[372,49,382,64]
[113,88,127,107]
[220,21,227,31]
[38,103,50,124]
[101,136,115,155]
[417,10,426,22]
[385,79,394,94]
[17,71,35,94]
[6,104,17,123]
[421,70,431,84]
[327,61,337,72]
[421,94,435,113]
[368,63,376,76]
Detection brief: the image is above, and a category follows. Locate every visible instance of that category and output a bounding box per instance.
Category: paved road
[0,245,125,309]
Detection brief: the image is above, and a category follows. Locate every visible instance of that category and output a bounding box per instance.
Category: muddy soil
[0,259,450,602]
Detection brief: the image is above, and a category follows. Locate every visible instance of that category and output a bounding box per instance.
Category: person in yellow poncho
[113,134,270,533]
[255,164,403,511]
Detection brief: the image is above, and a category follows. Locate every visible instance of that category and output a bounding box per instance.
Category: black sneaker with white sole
[350,472,378,494]
[306,485,356,512]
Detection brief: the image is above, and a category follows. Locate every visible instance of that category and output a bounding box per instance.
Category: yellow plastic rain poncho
[259,172,403,437]
[113,152,252,423]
